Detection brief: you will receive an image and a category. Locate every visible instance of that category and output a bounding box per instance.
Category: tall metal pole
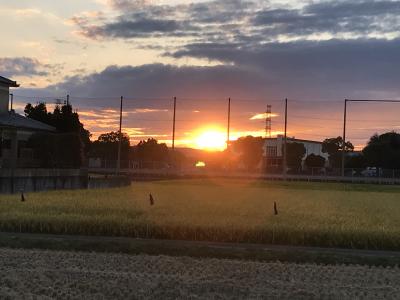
[117,96,123,174]
[283,98,288,180]
[342,99,348,177]
[172,97,177,151]
[227,97,231,150]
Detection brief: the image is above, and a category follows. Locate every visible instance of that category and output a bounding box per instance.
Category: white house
[263,135,329,171]
[0,76,56,168]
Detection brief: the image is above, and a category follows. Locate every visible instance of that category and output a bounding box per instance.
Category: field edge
[1,232,400,267]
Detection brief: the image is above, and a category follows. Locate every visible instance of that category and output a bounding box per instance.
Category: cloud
[170,38,400,97]
[252,1,400,39]
[250,113,279,120]
[70,0,258,40]
[71,0,400,43]
[107,0,151,10]
[0,57,59,78]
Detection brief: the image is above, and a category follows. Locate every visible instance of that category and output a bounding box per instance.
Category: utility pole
[117,96,123,175]
[172,96,177,151]
[342,99,348,177]
[283,98,288,180]
[227,97,231,150]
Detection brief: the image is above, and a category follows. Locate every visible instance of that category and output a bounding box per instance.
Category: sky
[1,0,400,150]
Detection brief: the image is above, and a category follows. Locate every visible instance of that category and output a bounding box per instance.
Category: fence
[87,159,400,184]
[10,93,400,182]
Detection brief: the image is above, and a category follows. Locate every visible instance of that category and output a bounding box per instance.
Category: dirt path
[0,248,399,299]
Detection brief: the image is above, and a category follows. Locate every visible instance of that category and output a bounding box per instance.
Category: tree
[305,154,326,169]
[232,136,264,170]
[90,131,130,162]
[131,138,169,168]
[286,142,306,172]
[345,153,366,169]
[322,136,354,168]
[25,102,91,167]
[363,131,400,169]
[24,103,51,124]
[28,132,82,168]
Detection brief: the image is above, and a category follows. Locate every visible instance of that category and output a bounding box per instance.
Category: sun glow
[195,129,227,151]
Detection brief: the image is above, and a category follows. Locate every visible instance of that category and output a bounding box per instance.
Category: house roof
[0,76,19,87]
[0,112,56,132]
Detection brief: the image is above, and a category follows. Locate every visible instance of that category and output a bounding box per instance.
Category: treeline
[90,132,182,167]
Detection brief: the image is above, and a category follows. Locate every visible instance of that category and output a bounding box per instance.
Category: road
[0,248,399,299]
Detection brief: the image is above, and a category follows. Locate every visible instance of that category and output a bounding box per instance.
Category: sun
[195,129,227,151]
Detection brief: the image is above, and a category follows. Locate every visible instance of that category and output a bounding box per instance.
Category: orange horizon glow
[194,127,227,151]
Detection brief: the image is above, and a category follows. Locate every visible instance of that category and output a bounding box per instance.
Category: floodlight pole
[283,98,288,180]
[227,97,231,150]
[172,96,177,151]
[342,99,348,177]
[117,96,123,175]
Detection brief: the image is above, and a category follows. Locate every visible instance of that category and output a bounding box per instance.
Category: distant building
[0,76,56,168]
[263,135,329,171]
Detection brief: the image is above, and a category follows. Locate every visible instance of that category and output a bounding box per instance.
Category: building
[0,76,56,168]
[263,135,329,171]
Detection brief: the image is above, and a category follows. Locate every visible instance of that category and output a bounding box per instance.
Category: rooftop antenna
[265,104,272,138]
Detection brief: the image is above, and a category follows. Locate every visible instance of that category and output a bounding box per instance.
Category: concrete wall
[0,169,88,194]
[88,175,131,190]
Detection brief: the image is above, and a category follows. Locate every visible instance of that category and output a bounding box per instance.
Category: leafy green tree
[90,131,130,162]
[322,136,354,168]
[25,102,91,167]
[131,138,169,167]
[286,142,306,172]
[305,154,326,169]
[232,136,264,170]
[363,132,400,169]
[24,103,51,124]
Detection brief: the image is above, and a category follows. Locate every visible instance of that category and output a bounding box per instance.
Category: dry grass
[1,248,399,299]
[1,179,400,250]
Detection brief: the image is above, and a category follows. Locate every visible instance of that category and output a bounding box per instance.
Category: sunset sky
[1,0,400,150]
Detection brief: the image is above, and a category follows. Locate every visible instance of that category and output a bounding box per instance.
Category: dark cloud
[0,57,56,78]
[95,18,193,38]
[72,0,257,40]
[170,38,400,97]
[253,1,400,38]
[307,0,400,18]
[44,64,266,103]
[73,0,400,42]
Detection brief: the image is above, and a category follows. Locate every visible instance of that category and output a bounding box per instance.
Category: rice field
[0,179,400,250]
[1,248,399,299]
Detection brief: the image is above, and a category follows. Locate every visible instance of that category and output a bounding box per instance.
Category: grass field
[0,179,400,250]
